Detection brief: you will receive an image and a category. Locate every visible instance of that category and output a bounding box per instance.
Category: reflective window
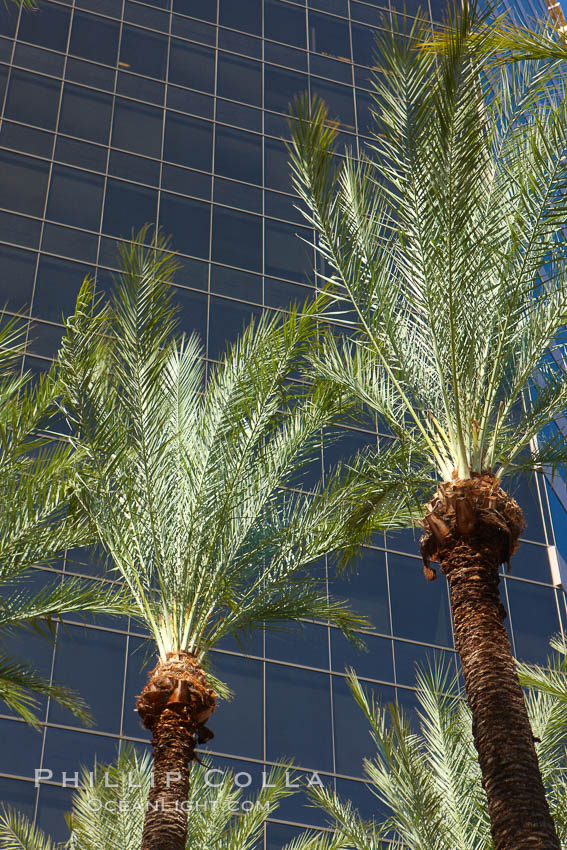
[109,150,160,186]
[36,784,76,845]
[212,206,262,271]
[163,112,213,171]
[332,547,391,635]
[217,53,261,107]
[158,192,210,258]
[42,223,98,264]
[49,624,126,733]
[210,263,262,302]
[103,179,158,238]
[0,8,17,37]
[47,165,104,230]
[172,14,216,45]
[219,0,261,35]
[55,137,107,173]
[58,84,113,145]
[69,11,120,66]
[310,0,348,13]
[266,621,330,669]
[4,70,61,130]
[0,151,49,216]
[308,10,350,60]
[18,2,71,51]
[33,256,91,323]
[0,210,41,248]
[311,78,356,131]
[172,0,217,22]
[208,296,261,359]
[214,126,262,185]
[112,98,163,158]
[510,475,546,542]
[394,640,458,687]
[0,718,43,777]
[0,245,36,311]
[264,65,307,114]
[264,137,293,192]
[168,39,214,93]
[507,579,560,664]
[266,663,333,770]
[1,121,53,159]
[172,285,207,338]
[388,551,453,646]
[331,630,395,682]
[264,0,307,49]
[0,778,35,819]
[219,29,262,59]
[204,653,263,759]
[333,675,394,775]
[162,164,211,199]
[119,25,168,79]
[352,21,376,67]
[264,217,314,282]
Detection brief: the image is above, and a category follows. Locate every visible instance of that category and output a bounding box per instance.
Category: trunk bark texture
[420,473,560,850]
[136,651,216,850]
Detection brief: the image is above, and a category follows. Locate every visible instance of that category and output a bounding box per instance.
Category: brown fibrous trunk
[419,472,560,850]
[136,651,217,850]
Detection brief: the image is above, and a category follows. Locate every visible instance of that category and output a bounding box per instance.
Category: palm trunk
[136,652,216,850]
[420,474,560,850]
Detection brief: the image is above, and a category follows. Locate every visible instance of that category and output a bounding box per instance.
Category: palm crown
[289,1,567,484]
[55,229,414,677]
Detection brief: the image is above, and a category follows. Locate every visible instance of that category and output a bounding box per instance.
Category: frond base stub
[419,473,526,582]
[136,651,217,753]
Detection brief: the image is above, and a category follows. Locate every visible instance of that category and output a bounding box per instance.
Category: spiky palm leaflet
[288,3,567,846]
[0,315,133,729]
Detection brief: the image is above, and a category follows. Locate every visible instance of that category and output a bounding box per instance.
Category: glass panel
[208,296,261,359]
[173,0,217,21]
[158,192,210,258]
[217,52,262,107]
[42,223,98,264]
[333,675,394,776]
[49,624,126,733]
[211,206,262,271]
[0,245,36,311]
[352,21,377,67]
[266,663,333,770]
[0,121,53,159]
[4,70,61,131]
[509,474,546,542]
[506,578,560,664]
[331,630,394,682]
[310,78,355,131]
[119,25,168,79]
[214,125,262,185]
[203,653,263,759]
[172,14,216,45]
[0,151,49,216]
[172,285,208,338]
[59,83,113,144]
[18,1,71,51]
[394,640,458,687]
[14,42,65,76]
[109,150,160,185]
[218,29,262,59]
[264,65,307,114]
[266,621,330,669]
[308,10,350,60]
[164,112,213,171]
[0,779,35,819]
[264,0,307,49]
[0,718,43,777]
[264,218,314,282]
[112,98,163,159]
[388,551,453,646]
[168,39,214,92]
[331,547,391,635]
[55,137,107,172]
[264,137,293,192]
[103,179,158,238]
[219,0,261,34]
[0,211,41,248]
[69,11,120,66]
[213,177,262,214]
[47,165,104,230]
[210,263,262,302]
[33,256,91,323]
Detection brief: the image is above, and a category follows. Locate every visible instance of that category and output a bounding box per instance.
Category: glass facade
[0,0,565,846]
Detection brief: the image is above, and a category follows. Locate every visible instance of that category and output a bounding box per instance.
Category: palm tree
[290,639,567,850]
[0,747,300,850]
[55,228,415,850]
[288,3,567,846]
[0,315,133,727]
